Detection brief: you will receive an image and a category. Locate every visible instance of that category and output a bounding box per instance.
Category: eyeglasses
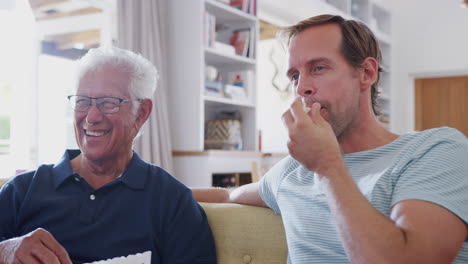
[67,95,131,114]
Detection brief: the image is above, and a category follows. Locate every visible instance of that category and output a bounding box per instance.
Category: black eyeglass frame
[67,95,133,114]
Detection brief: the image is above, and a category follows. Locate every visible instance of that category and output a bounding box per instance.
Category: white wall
[389,0,468,133]
[257,39,294,153]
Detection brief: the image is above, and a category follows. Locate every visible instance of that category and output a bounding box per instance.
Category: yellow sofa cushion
[199,202,287,264]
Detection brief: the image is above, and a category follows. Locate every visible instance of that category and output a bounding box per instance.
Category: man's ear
[135,99,153,128]
[360,57,378,91]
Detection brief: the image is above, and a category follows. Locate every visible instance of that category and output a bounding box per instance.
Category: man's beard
[328,100,360,140]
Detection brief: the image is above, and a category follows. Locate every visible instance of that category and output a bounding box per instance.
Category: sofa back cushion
[199,202,287,264]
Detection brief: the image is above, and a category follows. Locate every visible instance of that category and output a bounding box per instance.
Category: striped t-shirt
[259,127,468,263]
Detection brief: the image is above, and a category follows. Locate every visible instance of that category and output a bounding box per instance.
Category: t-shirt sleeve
[160,187,216,264]
[392,129,468,223]
[259,156,295,215]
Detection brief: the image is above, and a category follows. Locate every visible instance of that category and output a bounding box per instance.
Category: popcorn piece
[84,251,151,264]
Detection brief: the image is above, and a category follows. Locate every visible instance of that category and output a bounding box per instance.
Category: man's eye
[314,66,325,72]
[100,101,119,109]
[291,74,299,81]
[76,99,90,106]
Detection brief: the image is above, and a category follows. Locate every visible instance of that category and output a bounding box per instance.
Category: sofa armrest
[199,202,287,264]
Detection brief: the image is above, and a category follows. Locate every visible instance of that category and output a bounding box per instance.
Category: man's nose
[85,103,103,124]
[295,75,316,97]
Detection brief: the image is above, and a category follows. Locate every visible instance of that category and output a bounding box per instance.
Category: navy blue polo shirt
[0,150,216,264]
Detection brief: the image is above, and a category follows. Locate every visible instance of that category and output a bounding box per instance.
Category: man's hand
[0,228,72,264]
[282,97,343,175]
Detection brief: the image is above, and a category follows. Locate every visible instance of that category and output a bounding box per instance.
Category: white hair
[74,47,158,114]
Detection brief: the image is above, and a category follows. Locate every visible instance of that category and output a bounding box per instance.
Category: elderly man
[0,47,216,264]
[194,14,468,263]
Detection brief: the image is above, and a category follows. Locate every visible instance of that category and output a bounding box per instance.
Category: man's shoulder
[6,165,52,187]
[145,164,191,193]
[391,127,468,172]
[0,165,54,199]
[261,155,303,189]
[409,127,466,143]
[264,155,299,177]
[393,127,466,154]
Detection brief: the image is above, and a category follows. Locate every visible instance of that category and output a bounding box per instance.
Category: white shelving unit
[167,0,259,186]
[167,0,258,152]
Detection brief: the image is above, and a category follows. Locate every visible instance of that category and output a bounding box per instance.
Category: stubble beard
[327,97,360,141]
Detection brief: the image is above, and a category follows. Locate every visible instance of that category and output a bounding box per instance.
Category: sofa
[199,202,288,264]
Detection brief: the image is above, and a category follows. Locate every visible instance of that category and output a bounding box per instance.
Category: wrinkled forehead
[77,66,132,97]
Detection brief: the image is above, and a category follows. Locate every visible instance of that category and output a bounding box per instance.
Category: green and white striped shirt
[260,127,468,263]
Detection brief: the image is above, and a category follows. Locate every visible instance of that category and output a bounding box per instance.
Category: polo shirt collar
[117,152,148,190]
[52,149,81,189]
[51,149,148,190]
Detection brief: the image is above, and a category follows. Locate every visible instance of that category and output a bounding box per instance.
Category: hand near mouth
[282,97,343,176]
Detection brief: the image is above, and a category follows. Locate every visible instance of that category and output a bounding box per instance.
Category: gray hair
[74,47,158,114]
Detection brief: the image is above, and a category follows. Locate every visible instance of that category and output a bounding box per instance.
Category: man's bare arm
[284,98,467,263]
[192,182,267,207]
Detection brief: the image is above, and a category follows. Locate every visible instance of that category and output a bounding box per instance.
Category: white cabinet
[167,0,259,186]
[167,0,258,152]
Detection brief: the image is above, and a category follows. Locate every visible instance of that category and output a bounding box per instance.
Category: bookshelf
[167,0,259,187]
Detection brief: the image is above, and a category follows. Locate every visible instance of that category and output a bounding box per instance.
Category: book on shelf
[247,27,255,58]
[229,0,244,11]
[203,11,216,48]
[229,28,251,57]
[249,0,256,15]
[205,80,225,98]
[229,0,256,15]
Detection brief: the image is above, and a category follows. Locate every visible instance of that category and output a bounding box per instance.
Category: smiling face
[286,23,363,138]
[74,66,140,162]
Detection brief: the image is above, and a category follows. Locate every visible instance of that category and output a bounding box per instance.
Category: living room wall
[389,0,468,133]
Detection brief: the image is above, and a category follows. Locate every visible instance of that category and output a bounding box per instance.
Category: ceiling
[30,0,101,20]
[29,0,103,57]
[29,0,281,57]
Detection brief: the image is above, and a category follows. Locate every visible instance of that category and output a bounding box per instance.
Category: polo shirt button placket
[90,194,96,201]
